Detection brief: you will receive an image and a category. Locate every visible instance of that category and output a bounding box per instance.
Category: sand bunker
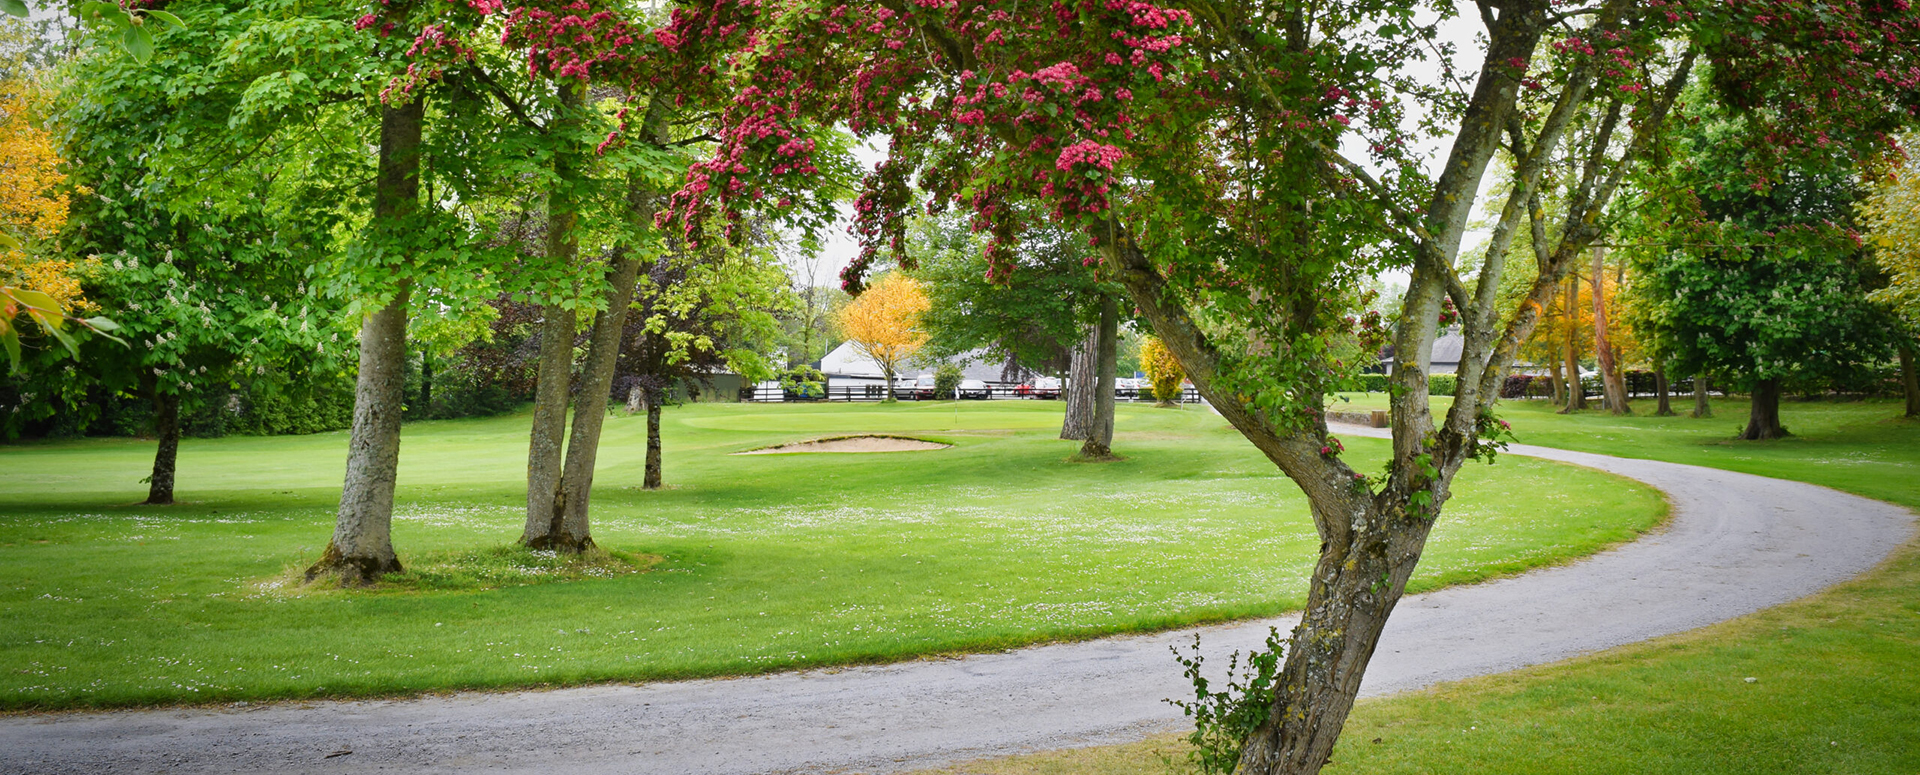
[734,435,951,454]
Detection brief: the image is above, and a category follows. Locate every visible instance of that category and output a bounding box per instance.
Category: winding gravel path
[2,434,1912,775]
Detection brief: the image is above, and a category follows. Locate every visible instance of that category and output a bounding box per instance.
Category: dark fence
[743,381,1203,404]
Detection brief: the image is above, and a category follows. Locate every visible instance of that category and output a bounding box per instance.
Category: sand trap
[734,435,951,454]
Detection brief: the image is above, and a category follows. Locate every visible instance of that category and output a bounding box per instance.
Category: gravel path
[2,434,1912,775]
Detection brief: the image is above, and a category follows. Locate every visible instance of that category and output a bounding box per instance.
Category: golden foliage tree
[0,24,78,307]
[1140,334,1184,407]
[834,273,928,402]
[1862,142,1920,416]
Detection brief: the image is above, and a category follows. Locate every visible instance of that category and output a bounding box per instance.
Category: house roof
[820,341,1015,382]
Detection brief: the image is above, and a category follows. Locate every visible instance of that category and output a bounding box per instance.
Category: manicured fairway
[913,398,1920,775]
[0,401,1663,709]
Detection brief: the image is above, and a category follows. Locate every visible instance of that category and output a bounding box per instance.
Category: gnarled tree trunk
[1077,294,1119,459]
[1741,378,1788,440]
[1060,325,1096,439]
[144,390,180,506]
[307,95,424,586]
[1691,373,1712,418]
[522,82,586,548]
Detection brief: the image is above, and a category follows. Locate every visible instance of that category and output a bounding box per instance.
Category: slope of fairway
[0,401,1663,709]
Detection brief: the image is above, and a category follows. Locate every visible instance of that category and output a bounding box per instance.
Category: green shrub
[779,365,825,400]
[934,363,962,399]
[1427,373,1457,396]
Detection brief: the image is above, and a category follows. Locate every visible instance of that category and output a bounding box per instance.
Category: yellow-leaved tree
[1,20,117,372]
[1140,334,1184,407]
[1862,141,1920,417]
[834,273,928,403]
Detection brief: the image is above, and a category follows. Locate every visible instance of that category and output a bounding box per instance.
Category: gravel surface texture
[2,431,1911,775]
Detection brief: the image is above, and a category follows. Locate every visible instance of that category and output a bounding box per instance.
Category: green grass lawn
[0,401,1664,710]
[915,397,1920,775]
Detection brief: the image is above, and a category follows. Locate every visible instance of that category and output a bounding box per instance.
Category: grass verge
[0,401,1661,710]
[914,398,1920,775]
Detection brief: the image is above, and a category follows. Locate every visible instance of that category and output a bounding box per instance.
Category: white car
[957,379,991,399]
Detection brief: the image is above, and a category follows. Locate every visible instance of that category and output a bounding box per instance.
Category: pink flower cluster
[1056,140,1123,172]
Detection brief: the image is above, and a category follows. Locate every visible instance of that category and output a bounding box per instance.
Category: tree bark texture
[626,385,644,415]
[307,95,424,585]
[1654,364,1674,416]
[144,390,179,506]
[1901,345,1919,418]
[1692,373,1713,418]
[1060,324,1096,440]
[522,82,586,547]
[1078,294,1119,459]
[1591,247,1629,414]
[1235,501,1438,773]
[1547,357,1565,405]
[1742,378,1789,440]
[644,392,663,490]
[1560,271,1586,413]
[546,239,648,550]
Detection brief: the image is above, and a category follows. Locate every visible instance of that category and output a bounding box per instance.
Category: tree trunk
[626,385,643,415]
[144,390,179,506]
[1741,378,1788,440]
[1591,247,1629,414]
[419,349,433,418]
[1078,295,1120,459]
[1559,271,1586,413]
[546,241,648,552]
[521,81,585,548]
[1237,501,1437,774]
[1547,357,1565,405]
[1653,362,1675,417]
[306,96,424,586]
[1060,325,1096,440]
[1901,345,1919,418]
[1691,373,1712,418]
[644,391,663,490]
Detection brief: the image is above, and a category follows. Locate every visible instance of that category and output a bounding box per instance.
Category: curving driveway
[1,434,1912,774]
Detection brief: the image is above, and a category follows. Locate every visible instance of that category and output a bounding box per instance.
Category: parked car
[1017,376,1062,399]
[1113,377,1143,400]
[910,374,938,400]
[957,379,991,399]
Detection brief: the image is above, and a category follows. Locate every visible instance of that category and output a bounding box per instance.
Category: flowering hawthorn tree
[399,0,1917,768]
[638,1,1916,772]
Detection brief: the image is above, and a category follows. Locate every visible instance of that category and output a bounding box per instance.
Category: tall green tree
[1626,113,1896,440]
[615,241,786,489]
[911,213,1121,447]
[42,1,374,503]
